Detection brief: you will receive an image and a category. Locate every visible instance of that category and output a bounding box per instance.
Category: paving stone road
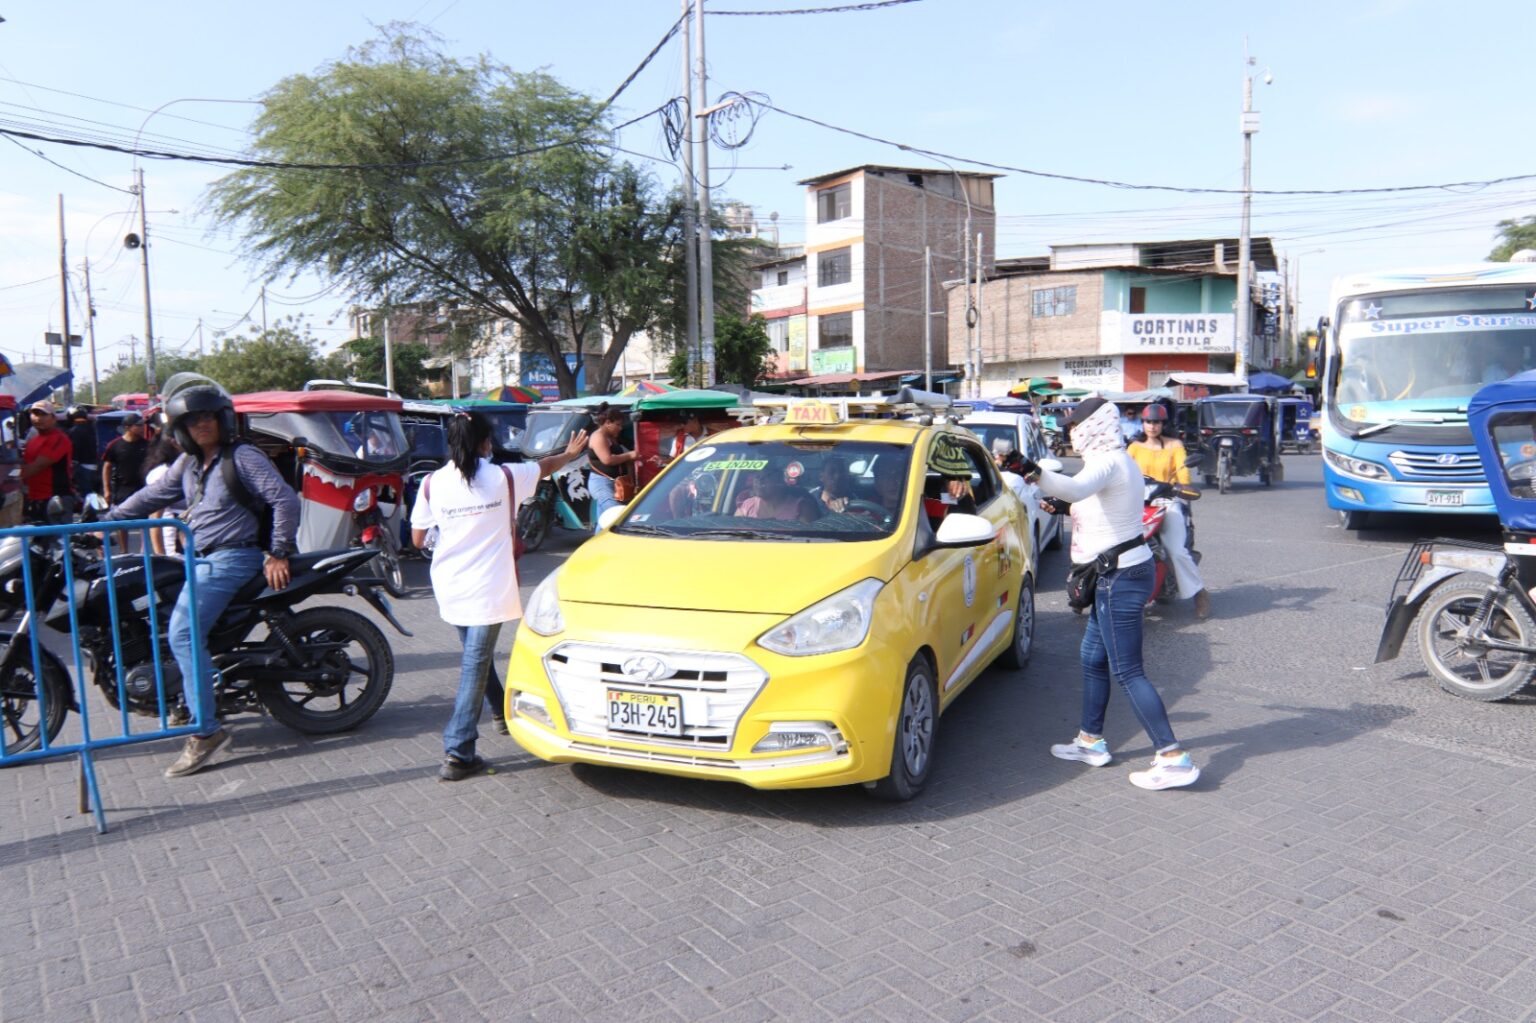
[4,455,1536,1022]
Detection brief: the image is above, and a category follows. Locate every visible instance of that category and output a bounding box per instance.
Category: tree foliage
[321,336,433,397]
[200,325,323,394]
[97,354,199,403]
[668,313,775,389]
[1489,215,1536,261]
[205,26,693,399]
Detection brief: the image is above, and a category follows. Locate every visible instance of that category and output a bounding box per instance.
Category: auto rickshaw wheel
[1260,469,1271,487]
[1416,577,1536,701]
[518,502,550,553]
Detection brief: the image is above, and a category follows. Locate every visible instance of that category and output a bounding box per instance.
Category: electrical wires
[709,0,925,14]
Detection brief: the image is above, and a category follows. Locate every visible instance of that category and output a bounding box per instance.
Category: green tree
[199,324,324,394]
[1489,215,1536,261]
[667,313,775,389]
[97,354,199,402]
[205,26,687,399]
[321,336,433,397]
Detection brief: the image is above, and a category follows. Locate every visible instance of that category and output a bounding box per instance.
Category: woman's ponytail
[445,411,493,486]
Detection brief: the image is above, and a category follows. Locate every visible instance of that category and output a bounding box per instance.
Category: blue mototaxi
[1277,396,1313,454]
[1374,371,1536,691]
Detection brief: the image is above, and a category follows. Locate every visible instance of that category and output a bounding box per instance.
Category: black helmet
[165,385,235,455]
[64,404,90,422]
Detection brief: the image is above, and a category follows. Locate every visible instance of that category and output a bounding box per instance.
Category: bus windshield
[1329,286,1536,429]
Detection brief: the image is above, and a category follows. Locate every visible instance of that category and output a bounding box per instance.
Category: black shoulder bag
[1065,535,1145,611]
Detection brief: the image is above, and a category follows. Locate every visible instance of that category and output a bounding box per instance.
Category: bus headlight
[1323,449,1390,481]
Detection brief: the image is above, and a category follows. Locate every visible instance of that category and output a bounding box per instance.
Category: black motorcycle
[0,516,411,756]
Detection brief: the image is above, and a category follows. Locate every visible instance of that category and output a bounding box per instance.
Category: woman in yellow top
[1127,405,1211,619]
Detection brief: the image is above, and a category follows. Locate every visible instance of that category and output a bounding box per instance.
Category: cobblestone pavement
[4,456,1536,1022]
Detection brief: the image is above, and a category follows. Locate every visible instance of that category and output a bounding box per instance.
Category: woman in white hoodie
[1023,397,1199,791]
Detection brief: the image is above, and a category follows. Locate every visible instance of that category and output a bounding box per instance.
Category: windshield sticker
[630,513,650,522]
[683,445,716,463]
[1342,313,1536,340]
[1348,406,1369,421]
[701,458,769,472]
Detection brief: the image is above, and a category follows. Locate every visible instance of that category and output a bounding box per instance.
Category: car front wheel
[868,656,938,801]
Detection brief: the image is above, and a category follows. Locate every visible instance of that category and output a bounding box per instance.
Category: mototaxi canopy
[1469,370,1536,530]
[633,388,745,412]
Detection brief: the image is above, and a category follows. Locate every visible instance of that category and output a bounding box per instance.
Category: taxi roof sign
[755,388,952,425]
[784,400,845,425]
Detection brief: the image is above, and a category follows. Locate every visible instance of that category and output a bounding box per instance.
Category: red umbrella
[618,379,676,397]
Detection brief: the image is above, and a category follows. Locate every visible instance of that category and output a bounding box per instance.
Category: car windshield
[334,411,406,461]
[614,439,912,541]
[404,421,447,461]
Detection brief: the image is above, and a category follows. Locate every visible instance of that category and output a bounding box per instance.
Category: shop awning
[782,370,914,388]
[1166,372,1247,388]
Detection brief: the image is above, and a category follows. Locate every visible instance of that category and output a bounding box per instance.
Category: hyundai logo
[1436,453,1461,466]
[622,655,672,683]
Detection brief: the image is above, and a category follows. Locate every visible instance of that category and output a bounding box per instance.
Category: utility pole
[127,334,139,365]
[1236,46,1269,380]
[974,232,985,399]
[679,0,701,386]
[923,246,932,393]
[82,259,100,403]
[196,317,205,357]
[381,291,396,394]
[135,168,157,394]
[691,0,716,386]
[260,283,268,336]
[1279,255,1290,368]
[56,194,75,403]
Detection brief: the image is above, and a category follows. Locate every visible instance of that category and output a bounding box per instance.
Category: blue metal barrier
[0,518,205,833]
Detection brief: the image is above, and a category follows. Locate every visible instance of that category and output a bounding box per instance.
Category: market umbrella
[618,379,676,398]
[0,362,70,406]
[480,384,543,403]
[1007,377,1063,398]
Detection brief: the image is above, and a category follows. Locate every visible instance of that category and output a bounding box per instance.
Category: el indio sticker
[683,445,716,463]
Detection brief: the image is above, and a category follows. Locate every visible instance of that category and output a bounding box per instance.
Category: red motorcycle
[1141,452,1205,606]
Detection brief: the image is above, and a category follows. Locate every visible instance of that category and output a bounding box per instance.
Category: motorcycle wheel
[518,502,550,553]
[0,650,71,757]
[1416,578,1536,701]
[258,606,394,733]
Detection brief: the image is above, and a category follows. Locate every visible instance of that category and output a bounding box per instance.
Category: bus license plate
[606,689,684,736]
[1427,490,1464,507]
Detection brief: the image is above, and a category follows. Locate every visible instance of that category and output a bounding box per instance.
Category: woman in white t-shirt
[411,411,589,782]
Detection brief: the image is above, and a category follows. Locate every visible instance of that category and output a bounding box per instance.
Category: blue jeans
[587,471,620,529]
[1079,559,1179,750]
[168,547,265,737]
[443,623,507,762]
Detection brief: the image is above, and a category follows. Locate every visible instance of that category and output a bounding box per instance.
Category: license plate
[1427,490,1464,507]
[605,688,683,736]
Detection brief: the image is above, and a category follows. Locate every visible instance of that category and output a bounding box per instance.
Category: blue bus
[1319,263,1536,528]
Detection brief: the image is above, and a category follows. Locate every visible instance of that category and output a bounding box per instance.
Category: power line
[0,75,253,135]
[709,0,924,13]
[3,134,134,193]
[757,100,1536,197]
[601,15,685,111]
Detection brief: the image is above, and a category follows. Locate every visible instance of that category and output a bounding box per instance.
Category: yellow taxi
[504,395,1037,800]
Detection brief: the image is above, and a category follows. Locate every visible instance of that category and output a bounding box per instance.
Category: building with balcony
[791,165,997,387]
[748,248,807,377]
[944,237,1278,393]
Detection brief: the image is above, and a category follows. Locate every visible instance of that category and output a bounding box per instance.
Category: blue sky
[2,0,1531,388]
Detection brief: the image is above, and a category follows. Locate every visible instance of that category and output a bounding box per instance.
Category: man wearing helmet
[65,405,99,496]
[1127,402,1211,619]
[106,382,300,777]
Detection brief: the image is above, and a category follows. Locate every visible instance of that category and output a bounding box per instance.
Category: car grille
[1387,450,1483,481]
[543,643,768,749]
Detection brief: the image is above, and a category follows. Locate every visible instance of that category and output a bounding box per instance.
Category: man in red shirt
[20,401,73,521]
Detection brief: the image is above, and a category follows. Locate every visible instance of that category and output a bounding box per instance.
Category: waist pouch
[1065,536,1145,611]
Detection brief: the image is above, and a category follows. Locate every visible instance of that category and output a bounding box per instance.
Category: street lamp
[902,147,975,395]
[1235,47,1273,379]
[130,97,260,394]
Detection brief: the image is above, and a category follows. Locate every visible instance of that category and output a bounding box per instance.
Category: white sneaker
[1050,735,1112,767]
[1129,750,1199,790]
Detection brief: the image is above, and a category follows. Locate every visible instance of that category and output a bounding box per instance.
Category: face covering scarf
[1070,400,1125,456]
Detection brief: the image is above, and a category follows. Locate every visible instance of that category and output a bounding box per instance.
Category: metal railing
[0,518,205,833]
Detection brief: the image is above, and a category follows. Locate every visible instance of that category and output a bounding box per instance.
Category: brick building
[945,237,1278,393]
[786,166,997,387]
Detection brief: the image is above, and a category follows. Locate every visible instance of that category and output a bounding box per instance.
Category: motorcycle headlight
[1323,448,1390,480]
[758,578,884,657]
[353,488,376,512]
[523,571,564,636]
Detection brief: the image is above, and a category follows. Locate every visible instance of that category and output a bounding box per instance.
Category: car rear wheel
[868,656,938,801]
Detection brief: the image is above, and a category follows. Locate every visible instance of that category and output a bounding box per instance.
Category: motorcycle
[1141,452,1205,606]
[517,462,592,552]
[1375,372,1536,700]
[0,502,411,755]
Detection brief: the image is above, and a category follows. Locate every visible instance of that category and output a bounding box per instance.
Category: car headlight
[758,578,884,657]
[523,571,565,636]
[353,487,375,512]
[1323,448,1391,480]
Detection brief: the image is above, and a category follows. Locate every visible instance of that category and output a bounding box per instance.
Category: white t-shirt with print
[411,458,541,626]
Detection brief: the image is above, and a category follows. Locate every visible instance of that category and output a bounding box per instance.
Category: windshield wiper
[616,523,681,537]
[685,527,821,542]
[1353,413,1451,438]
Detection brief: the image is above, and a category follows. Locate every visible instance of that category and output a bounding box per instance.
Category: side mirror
[83,492,108,513]
[597,506,626,532]
[1037,456,1063,473]
[1183,452,1206,470]
[934,512,994,548]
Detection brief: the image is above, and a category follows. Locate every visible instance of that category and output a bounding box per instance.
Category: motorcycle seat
[230,548,377,604]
